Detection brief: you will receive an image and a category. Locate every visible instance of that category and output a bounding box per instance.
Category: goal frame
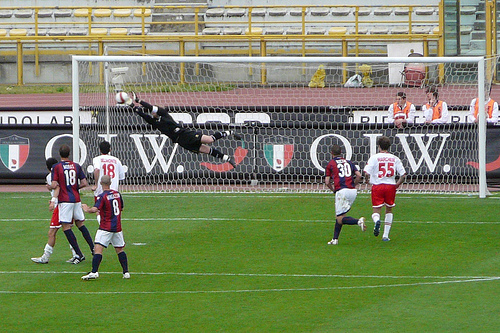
[71,55,487,197]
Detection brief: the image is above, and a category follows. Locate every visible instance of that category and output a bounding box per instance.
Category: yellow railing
[0,4,447,85]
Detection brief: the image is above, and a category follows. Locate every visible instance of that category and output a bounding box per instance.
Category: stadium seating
[202,4,442,38]
[0,6,153,37]
[0,2,486,58]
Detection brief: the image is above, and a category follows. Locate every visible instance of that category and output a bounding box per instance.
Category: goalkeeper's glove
[131,91,139,103]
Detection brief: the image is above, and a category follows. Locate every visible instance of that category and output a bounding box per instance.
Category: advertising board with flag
[0,135,30,172]
[263,138,294,172]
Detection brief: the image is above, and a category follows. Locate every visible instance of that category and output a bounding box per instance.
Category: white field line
[1,271,499,280]
[0,276,498,295]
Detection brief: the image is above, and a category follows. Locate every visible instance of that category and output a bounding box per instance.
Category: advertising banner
[2,112,500,187]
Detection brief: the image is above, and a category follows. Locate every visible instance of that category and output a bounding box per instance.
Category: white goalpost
[71,55,493,196]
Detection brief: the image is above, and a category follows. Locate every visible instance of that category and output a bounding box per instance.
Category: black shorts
[177,131,203,153]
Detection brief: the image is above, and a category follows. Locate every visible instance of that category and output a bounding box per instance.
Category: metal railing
[0,3,447,85]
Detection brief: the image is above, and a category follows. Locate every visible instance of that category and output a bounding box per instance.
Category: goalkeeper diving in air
[127,92,241,168]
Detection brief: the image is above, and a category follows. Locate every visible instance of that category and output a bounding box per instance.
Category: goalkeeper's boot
[227,157,237,168]
[373,221,381,237]
[31,256,49,264]
[327,239,338,245]
[358,217,366,232]
[230,130,243,141]
[81,272,99,280]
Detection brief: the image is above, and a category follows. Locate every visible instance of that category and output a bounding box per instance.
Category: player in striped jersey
[363,136,406,241]
[31,157,78,264]
[324,144,366,245]
[49,144,93,264]
[81,175,129,280]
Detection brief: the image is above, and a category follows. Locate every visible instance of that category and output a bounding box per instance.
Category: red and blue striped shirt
[52,161,86,203]
[325,157,358,192]
[95,189,124,232]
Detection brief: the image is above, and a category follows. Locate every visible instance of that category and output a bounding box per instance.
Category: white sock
[97,214,101,225]
[383,213,393,238]
[372,213,380,223]
[70,245,77,257]
[223,155,230,162]
[43,243,53,259]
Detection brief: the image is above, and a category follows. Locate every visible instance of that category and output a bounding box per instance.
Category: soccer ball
[115,91,130,105]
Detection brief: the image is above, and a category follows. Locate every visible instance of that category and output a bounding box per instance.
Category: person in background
[387,91,416,128]
[467,89,498,123]
[422,85,449,124]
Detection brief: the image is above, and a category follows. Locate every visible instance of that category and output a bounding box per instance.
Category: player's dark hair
[397,91,406,99]
[59,144,70,158]
[425,85,438,94]
[331,144,342,156]
[46,157,58,171]
[99,141,111,154]
[378,136,391,151]
[426,85,439,99]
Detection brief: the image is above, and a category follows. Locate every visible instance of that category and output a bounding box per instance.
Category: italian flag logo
[0,135,30,172]
[264,138,294,172]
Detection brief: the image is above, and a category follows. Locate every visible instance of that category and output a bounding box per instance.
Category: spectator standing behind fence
[387,92,416,128]
[468,94,499,124]
[422,86,449,124]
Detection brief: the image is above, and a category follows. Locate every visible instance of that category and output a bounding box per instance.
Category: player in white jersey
[363,136,406,241]
[91,141,125,199]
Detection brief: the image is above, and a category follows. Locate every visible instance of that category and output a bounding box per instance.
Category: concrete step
[470,39,485,51]
[473,20,485,30]
[471,30,485,40]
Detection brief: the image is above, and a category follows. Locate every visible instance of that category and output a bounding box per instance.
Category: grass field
[1,191,499,332]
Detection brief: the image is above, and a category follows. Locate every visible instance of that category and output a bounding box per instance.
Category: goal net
[72,55,494,195]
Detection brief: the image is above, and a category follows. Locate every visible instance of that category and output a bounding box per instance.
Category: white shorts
[58,202,85,224]
[335,188,358,216]
[95,229,125,248]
